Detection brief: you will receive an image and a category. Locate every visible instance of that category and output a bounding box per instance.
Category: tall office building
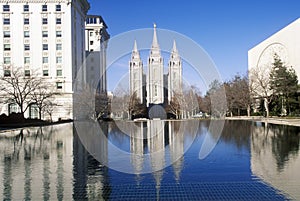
[85,15,110,117]
[0,0,91,121]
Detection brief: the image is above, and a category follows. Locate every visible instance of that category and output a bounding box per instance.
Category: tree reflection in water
[251,122,300,200]
[0,120,298,200]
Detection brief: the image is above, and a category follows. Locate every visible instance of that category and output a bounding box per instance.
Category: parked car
[192,112,203,118]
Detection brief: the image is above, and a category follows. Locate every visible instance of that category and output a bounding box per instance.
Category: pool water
[0,120,299,200]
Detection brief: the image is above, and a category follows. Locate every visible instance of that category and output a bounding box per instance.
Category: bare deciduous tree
[0,67,42,118]
[31,83,56,120]
[166,93,182,119]
[249,64,273,118]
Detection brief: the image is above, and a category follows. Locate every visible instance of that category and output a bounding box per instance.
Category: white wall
[248,18,300,81]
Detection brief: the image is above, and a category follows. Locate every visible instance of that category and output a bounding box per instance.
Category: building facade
[0,1,109,121]
[85,15,110,117]
[129,25,183,115]
[248,18,300,82]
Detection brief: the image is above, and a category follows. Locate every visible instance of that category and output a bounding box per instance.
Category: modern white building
[129,25,183,117]
[248,18,300,82]
[85,15,110,117]
[0,1,109,121]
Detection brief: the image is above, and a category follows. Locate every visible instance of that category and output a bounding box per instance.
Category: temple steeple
[132,40,141,60]
[130,40,144,103]
[152,23,159,49]
[150,23,161,57]
[170,40,180,61]
[147,24,164,108]
[168,40,182,104]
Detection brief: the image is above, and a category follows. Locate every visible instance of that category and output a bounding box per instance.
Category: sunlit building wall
[248,18,300,82]
[0,0,90,121]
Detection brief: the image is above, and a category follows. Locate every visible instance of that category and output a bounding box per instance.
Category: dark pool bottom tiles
[106,182,288,201]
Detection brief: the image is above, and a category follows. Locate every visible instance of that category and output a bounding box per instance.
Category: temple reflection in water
[0,120,197,200]
[1,120,299,200]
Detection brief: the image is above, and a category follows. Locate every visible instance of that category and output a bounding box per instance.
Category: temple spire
[152,23,159,49]
[172,40,178,53]
[170,40,180,61]
[132,40,140,59]
[133,39,138,52]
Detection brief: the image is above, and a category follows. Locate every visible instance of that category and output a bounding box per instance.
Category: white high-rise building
[85,15,110,117]
[0,0,90,121]
[85,15,109,93]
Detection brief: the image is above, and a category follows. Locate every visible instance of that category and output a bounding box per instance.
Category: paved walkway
[226,116,300,127]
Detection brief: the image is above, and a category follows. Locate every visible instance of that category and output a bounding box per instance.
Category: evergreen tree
[269,55,299,115]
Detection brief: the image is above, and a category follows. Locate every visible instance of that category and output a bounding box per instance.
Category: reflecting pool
[0,120,299,200]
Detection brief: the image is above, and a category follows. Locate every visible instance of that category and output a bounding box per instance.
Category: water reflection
[73,123,110,200]
[126,120,197,199]
[0,124,74,200]
[251,122,300,200]
[0,120,299,200]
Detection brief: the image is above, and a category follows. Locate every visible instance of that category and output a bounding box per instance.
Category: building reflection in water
[128,120,195,198]
[73,122,110,200]
[130,121,146,184]
[251,122,300,200]
[0,124,74,200]
[0,123,110,200]
[168,121,184,183]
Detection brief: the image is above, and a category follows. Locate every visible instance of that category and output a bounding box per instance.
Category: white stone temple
[129,24,182,116]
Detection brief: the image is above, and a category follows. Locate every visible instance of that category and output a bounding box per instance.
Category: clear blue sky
[88,0,300,90]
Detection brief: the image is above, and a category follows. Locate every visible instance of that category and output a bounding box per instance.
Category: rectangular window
[42,31,48,37]
[90,41,94,45]
[56,44,62,50]
[56,57,62,63]
[24,57,30,64]
[4,70,11,77]
[24,18,29,25]
[43,70,49,76]
[56,4,61,12]
[25,70,30,77]
[90,32,93,36]
[3,18,10,25]
[23,5,29,12]
[24,31,30,38]
[24,44,30,51]
[4,57,11,64]
[42,57,48,63]
[56,69,62,76]
[4,31,10,38]
[3,5,10,12]
[43,44,48,51]
[42,18,48,25]
[154,85,158,96]
[42,5,47,12]
[56,18,61,24]
[56,82,63,89]
[56,31,62,37]
[4,44,11,51]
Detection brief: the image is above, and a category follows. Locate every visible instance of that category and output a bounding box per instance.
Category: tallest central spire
[152,23,159,49]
